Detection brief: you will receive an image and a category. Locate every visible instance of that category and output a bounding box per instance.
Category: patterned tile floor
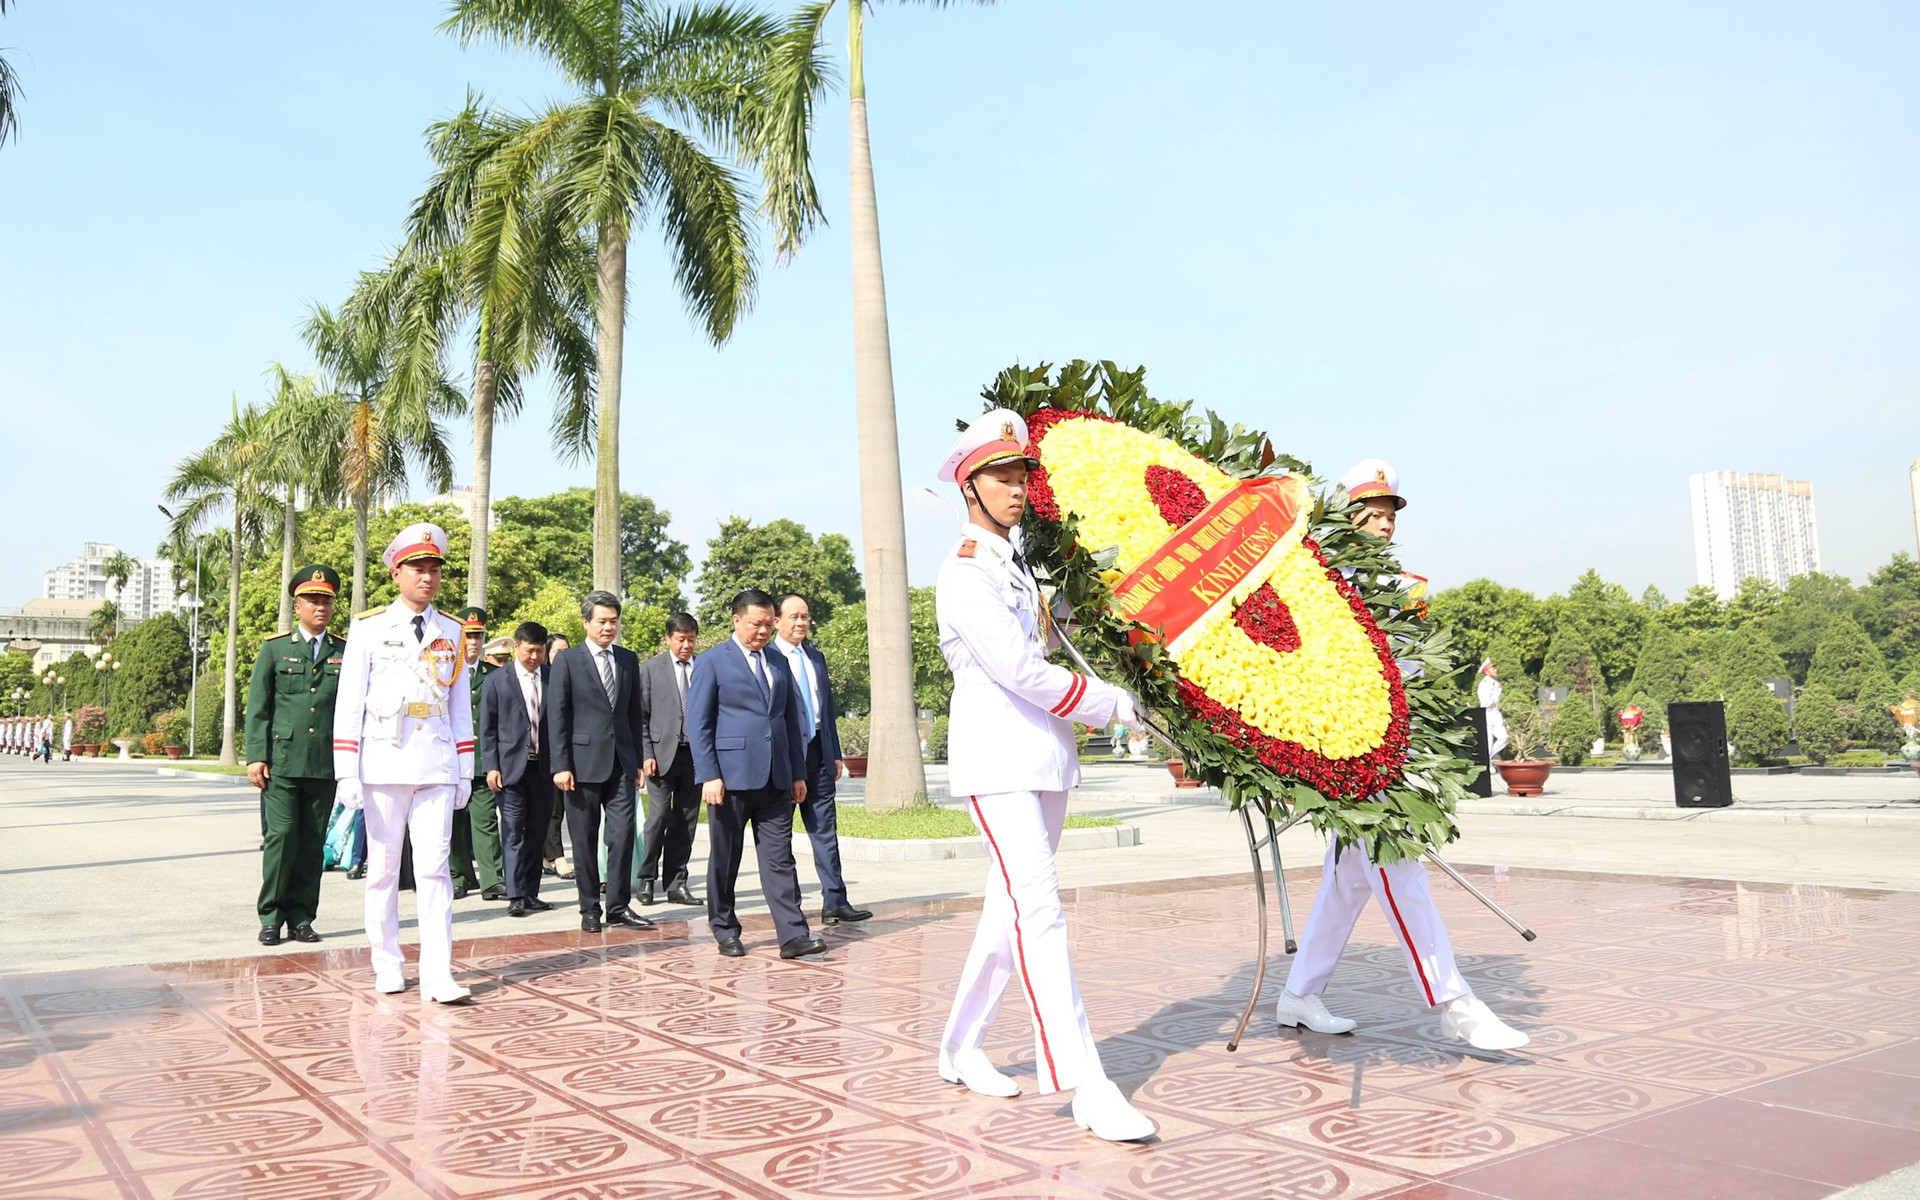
[4,865,1919,1198]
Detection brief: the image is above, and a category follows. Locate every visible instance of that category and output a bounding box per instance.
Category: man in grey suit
[548,590,654,934]
[637,612,702,907]
[773,593,872,925]
[684,588,825,960]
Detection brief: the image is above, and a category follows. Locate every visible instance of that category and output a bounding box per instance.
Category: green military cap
[455,605,488,635]
[290,564,341,599]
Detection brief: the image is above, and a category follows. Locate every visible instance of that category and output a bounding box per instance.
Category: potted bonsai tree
[838,715,870,778]
[1494,701,1554,796]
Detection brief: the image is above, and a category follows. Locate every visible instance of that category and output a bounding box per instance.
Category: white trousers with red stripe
[362,783,457,990]
[1284,840,1468,1008]
[941,791,1106,1095]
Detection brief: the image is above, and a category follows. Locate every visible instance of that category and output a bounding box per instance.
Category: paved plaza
[3,758,1919,1196]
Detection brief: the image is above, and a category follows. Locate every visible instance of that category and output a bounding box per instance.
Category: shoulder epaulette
[957,540,977,559]
[262,631,289,642]
[355,605,386,619]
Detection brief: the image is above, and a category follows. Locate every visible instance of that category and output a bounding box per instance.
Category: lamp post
[8,688,23,754]
[95,651,121,723]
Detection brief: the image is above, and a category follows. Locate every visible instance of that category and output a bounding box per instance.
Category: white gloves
[454,778,472,810]
[336,778,363,811]
[1115,691,1138,727]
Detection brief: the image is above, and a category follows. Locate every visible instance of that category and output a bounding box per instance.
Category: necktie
[311,635,322,664]
[599,649,617,706]
[676,659,690,702]
[750,651,770,699]
[527,673,540,755]
[793,648,816,732]
[411,614,425,643]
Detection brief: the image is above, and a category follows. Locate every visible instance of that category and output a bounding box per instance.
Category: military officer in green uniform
[246,565,347,945]
[449,606,507,900]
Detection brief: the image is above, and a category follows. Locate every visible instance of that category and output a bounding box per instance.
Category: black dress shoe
[524,897,554,912]
[821,904,873,925]
[481,884,509,902]
[453,885,470,900]
[638,881,657,906]
[606,909,655,930]
[258,925,282,946]
[508,899,529,917]
[666,884,699,906]
[780,936,829,960]
[346,863,366,880]
[716,937,747,957]
[291,924,321,944]
[581,913,603,933]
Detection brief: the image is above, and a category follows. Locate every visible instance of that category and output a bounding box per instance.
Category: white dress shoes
[938,1047,1020,1098]
[1440,994,1529,1051]
[1072,1079,1157,1142]
[423,980,473,1005]
[374,973,405,995]
[1275,990,1358,1034]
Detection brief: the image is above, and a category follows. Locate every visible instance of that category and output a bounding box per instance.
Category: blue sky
[1,1,1915,608]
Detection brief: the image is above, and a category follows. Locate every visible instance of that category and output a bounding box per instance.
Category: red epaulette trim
[957,540,977,558]
[1048,673,1088,717]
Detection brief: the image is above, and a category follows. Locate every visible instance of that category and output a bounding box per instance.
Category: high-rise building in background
[41,543,182,622]
[1688,472,1821,598]
[1910,460,1919,558]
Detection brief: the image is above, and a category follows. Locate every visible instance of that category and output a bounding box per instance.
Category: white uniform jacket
[331,603,474,786]
[937,523,1122,796]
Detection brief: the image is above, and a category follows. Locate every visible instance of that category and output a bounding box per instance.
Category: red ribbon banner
[1112,477,1304,646]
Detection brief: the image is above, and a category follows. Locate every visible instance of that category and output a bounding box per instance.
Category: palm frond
[746,0,835,260]
[636,114,757,343]
[441,0,620,93]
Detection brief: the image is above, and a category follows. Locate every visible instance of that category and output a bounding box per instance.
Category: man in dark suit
[637,612,703,907]
[481,621,558,918]
[685,588,825,960]
[773,593,872,925]
[547,590,654,933]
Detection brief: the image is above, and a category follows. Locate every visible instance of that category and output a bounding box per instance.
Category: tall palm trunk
[592,225,628,593]
[277,488,297,633]
[848,2,927,812]
[467,353,499,607]
[352,486,371,615]
[219,502,243,766]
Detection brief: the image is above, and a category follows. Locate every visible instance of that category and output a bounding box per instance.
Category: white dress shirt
[777,637,820,732]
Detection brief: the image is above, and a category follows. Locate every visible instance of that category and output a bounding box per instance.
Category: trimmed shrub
[1726,679,1790,764]
[1548,697,1600,765]
[1792,685,1845,765]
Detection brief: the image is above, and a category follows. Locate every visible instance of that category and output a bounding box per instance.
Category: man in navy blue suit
[685,588,825,960]
[772,593,872,926]
[480,622,557,918]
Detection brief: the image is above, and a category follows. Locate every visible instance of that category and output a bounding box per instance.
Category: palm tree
[401,98,598,608]
[163,400,279,766]
[442,0,822,592]
[99,550,138,636]
[763,0,990,809]
[261,364,347,631]
[86,601,122,646]
[303,269,460,613]
[0,0,23,148]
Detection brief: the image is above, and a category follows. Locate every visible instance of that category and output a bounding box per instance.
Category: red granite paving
[2,865,1916,1198]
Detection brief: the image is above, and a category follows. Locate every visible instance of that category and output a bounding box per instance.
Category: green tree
[1714,625,1788,691]
[1547,691,1599,765]
[492,488,690,612]
[1848,667,1902,752]
[1428,579,1518,675]
[99,550,139,638]
[163,400,281,765]
[1662,585,1725,636]
[506,578,588,646]
[1481,634,1527,695]
[262,364,349,633]
[1626,624,1687,708]
[86,601,122,645]
[1640,585,1669,611]
[1562,569,1644,692]
[694,517,863,628]
[0,650,33,700]
[303,270,460,613]
[442,0,820,593]
[1858,554,1920,675]
[1725,576,1785,629]
[104,614,190,733]
[1542,620,1604,723]
[1768,572,1859,683]
[1791,683,1845,765]
[400,101,599,608]
[1807,614,1886,701]
[808,586,948,719]
[1725,677,1789,764]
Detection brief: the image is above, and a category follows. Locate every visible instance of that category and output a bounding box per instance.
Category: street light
[95,651,122,720]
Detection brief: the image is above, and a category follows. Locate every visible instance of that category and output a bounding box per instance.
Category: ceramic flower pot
[1165,758,1202,788]
[842,755,869,779]
[1494,759,1554,797]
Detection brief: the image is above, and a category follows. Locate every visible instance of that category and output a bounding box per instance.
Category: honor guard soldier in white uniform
[933,409,1157,1143]
[333,523,476,1004]
[1277,460,1528,1051]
